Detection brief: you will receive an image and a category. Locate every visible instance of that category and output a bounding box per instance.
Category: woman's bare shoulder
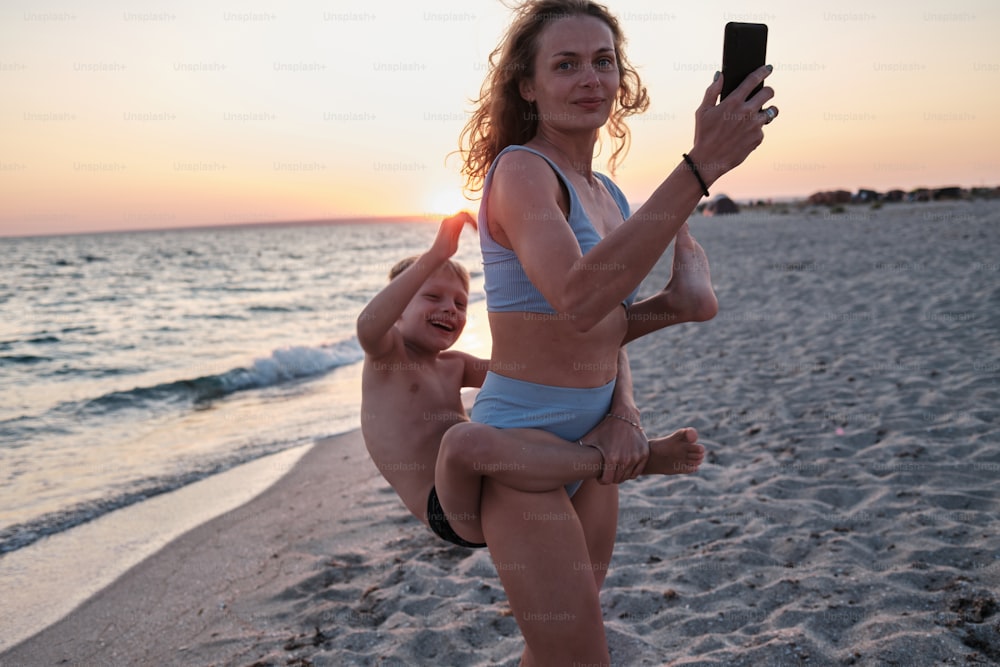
[491,147,558,189]
[489,148,565,226]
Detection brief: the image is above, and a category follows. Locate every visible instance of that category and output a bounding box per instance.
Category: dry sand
[2,200,998,666]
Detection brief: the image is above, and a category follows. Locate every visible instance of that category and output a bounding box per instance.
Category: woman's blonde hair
[458,0,649,195]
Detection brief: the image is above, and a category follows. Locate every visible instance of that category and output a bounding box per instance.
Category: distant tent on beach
[702,194,740,216]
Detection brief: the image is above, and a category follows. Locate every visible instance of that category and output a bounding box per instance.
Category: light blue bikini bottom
[471,371,616,497]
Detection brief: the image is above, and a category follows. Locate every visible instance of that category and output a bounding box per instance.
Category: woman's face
[520,14,621,135]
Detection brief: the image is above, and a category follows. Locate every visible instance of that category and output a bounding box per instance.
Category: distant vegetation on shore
[698,186,999,216]
[802,186,999,206]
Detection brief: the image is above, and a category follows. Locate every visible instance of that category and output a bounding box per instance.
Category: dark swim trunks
[427,486,487,549]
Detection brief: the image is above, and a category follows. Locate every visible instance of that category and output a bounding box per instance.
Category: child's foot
[661,224,718,323]
[643,427,705,475]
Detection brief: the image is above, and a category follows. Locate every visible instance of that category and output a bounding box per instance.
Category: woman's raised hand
[686,65,777,188]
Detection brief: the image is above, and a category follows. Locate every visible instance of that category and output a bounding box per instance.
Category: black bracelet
[682,153,710,198]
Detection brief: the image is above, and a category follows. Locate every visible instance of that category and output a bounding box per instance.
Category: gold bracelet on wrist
[606,412,643,431]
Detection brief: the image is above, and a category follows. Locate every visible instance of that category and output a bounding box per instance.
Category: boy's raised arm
[356,212,474,358]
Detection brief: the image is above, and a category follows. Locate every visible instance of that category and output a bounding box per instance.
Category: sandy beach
[3,200,998,666]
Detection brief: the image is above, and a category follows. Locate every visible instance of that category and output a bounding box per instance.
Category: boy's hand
[430,211,476,260]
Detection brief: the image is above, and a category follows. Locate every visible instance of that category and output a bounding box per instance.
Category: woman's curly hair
[458,0,649,195]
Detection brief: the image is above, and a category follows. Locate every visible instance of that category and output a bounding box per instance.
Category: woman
[458,1,777,664]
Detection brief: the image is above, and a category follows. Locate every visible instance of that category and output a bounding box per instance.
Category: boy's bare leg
[435,422,704,547]
[642,427,706,474]
[623,223,718,343]
[661,223,719,323]
[435,423,600,544]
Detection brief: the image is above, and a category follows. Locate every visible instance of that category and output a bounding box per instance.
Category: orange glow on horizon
[1,0,997,237]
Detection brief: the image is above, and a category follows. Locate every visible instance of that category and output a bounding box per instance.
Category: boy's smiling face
[397,266,468,352]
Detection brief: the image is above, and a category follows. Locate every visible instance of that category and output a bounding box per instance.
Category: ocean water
[0,220,485,555]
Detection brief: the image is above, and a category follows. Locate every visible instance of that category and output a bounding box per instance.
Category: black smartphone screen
[721,22,768,101]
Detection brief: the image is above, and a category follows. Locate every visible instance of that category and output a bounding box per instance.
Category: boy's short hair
[389,256,470,292]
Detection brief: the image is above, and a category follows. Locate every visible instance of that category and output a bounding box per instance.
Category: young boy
[358,213,706,548]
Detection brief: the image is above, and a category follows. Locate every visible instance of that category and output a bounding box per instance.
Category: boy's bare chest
[399,368,459,406]
[369,358,463,411]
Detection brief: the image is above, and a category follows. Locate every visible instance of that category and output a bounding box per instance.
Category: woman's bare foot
[642,427,706,475]
[661,224,718,323]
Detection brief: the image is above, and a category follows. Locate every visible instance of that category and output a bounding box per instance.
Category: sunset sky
[1,0,997,237]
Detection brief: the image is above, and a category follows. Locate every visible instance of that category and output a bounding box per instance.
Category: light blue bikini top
[479,145,639,314]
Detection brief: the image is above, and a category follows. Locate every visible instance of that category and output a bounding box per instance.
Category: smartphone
[721,22,768,102]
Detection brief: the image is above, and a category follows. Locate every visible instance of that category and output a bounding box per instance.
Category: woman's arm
[491,67,774,332]
[580,347,648,484]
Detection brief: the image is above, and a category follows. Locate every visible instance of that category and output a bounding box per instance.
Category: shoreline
[0,428,385,665]
[0,442,313,652]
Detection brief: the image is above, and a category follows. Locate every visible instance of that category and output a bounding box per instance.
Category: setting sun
[425,187,479,219]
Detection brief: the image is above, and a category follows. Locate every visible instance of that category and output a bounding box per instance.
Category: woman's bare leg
[439,426,700,661]
[571,478,619,590]
[479,478,610,666]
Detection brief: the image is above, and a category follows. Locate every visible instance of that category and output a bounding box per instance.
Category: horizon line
[0,214,443,240]
[4,182,997,240]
